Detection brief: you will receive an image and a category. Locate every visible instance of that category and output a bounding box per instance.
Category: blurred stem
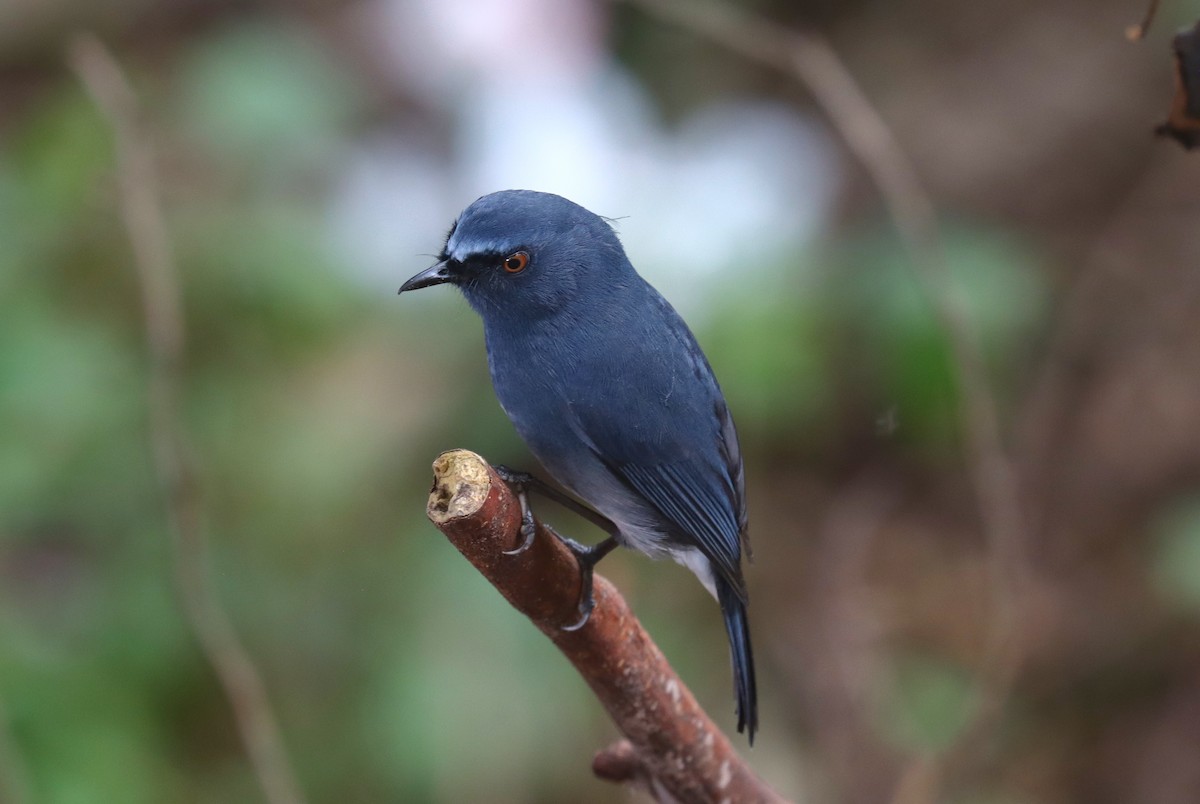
[1126,0,1161,40]
[68,35,306,804]
[617,0,1029,797]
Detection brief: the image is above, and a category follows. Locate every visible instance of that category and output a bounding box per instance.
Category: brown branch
[425,450,786,804]
[68,35,306,804]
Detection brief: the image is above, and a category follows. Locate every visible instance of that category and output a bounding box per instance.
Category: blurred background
[3,0,1200,801]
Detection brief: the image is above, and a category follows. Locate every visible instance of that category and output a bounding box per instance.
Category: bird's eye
[502,251,529,274]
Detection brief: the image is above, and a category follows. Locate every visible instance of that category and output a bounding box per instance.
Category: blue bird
[399,190,758,742]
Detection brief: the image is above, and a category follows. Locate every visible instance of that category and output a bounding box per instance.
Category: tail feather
[716,576,758,744]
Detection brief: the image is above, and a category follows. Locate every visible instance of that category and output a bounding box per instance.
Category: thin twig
[68,35,306,804]
[425,450,786,804]
[615,0,1029,797]
[1126,0,1161,41]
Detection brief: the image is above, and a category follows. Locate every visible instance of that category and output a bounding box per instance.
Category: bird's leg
[556,534,618,631]
[494,465,619,534]
[493,465,621,630]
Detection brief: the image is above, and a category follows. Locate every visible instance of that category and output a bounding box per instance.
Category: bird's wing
[565,381,748,601]
[618,458,746,600]
[718,397,750,556]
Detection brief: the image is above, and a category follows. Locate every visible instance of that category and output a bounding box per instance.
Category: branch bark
[424,449,786,804]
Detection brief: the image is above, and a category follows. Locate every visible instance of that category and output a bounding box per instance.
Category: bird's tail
[716,576,758,744]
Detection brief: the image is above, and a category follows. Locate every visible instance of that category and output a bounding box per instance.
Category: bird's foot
[496,465,538,555]
[501,490,538,556]
[494,464,534,487]
[554,534,618,632]
[494,464,618,631]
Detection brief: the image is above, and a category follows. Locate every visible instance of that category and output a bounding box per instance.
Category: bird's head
[399,190,633,320]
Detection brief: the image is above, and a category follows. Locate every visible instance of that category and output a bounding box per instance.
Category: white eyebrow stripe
[448,237,512,262]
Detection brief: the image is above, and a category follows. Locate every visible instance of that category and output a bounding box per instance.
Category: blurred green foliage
[700,224,1046,460]
[878,652,976,751]
[1152,497,1200,614]
[833,225,1046,450]
[2,4,1192,803]
[174,22,362,169]
[0,18,626,802]
[0,18,1048,800]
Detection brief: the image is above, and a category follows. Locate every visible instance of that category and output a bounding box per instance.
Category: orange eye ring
[503,251,529,274]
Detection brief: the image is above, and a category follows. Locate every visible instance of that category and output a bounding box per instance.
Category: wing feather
[619,461,746,599]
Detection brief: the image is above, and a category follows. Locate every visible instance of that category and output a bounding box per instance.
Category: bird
[399,189,758,742]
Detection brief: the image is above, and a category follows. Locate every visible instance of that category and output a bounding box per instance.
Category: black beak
[398,260,454,294]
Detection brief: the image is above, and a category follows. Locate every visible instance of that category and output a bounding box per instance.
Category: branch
[68,35,306,804]
[424,450,786,804]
